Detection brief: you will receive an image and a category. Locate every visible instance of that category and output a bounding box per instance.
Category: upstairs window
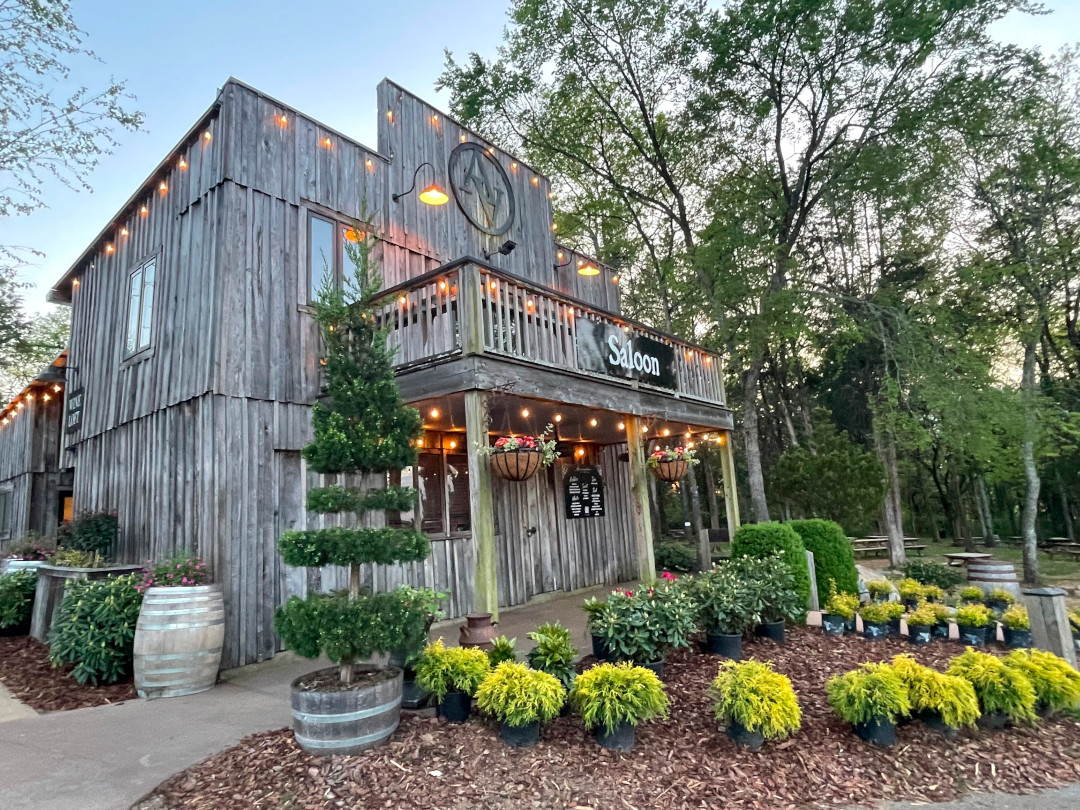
[0,489,12,538]
[125,257,157,356]
[307,211,367,302]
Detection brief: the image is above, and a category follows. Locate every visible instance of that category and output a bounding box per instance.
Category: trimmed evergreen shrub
[48,574,143,685]
[902,560,965,590]
[0,570,38,630]
[787,519,857,596]
[654,541,697,573]
[731,522,810,616]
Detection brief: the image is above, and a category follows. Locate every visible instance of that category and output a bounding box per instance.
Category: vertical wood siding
[0,394,64,545]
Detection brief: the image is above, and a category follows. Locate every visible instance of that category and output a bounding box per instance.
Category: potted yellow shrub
[891,655,979,737]
[708,660,801,750]
[570,662,669,751]
[476,662,565,747]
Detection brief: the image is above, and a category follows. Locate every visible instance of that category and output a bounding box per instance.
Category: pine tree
[274,226,431,684]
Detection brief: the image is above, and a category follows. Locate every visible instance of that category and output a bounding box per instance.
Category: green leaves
[709,660,802,741]
[413,639,492,702]
[48,574,143,686]
[731,522,811,620]
[947,648,1038,723]
[0,569,38,629]
[570,661,669,733]
[278,527,431,568]
[827,662,912,725]
[476,662,566,727]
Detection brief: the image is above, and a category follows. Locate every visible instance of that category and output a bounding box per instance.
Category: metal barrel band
[136,618,225,631]
[137,648,223,662]
[293,696,401,724]
[293,722,399,750]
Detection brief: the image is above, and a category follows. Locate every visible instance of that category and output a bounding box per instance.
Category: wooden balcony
[375,259,726,410]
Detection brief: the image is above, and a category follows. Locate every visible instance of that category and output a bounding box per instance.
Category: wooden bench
[851,541,927,559]
[1046,546,1080,561]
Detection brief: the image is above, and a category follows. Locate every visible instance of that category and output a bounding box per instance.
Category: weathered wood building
[43,78,738,668]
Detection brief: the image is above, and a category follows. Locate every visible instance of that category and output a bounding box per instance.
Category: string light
[449,439,457,449]
[589,417,598,427]
[159,181,168,193]
[526,299,534,309]
[429,408,440,419]
[72,279,80,288]
[521,408,530,418]
[366,159,374,169]
[322,137,332,148]
[279,113,288,126]
[52,385,61,393]
[120,227,128,237]
[685,430,692,439]
[661,428,671,437]
[460,133,467,143]
[387,110,394,122]
[179,157,187,170]
[140,204,148,216]
[416,438,424,447]
[431,114,439,125]
[105,243,115,254]
[531,176,539,186]
[439,280,447,290]
[489,281,497,291]
[398,295,408,306]
[553,413,562,423]
[575,447,585,459]
[641,425,648,433]
[204,130,212,142]
[510,162,518,171]
[705,356,712,365]
[43,394,50,402]
[617,421,625,431]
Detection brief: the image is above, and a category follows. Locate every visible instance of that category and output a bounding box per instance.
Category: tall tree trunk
[341,563,362,684]
[975,475,1000,547]
[703,461,721,531]
[648,475,663,539]
[946,469,974,552]
[875,428,906,568]
[1020,341,1041,584]
[743,354,770,522]
[686,464,708,571]
[1055,470,1075,543]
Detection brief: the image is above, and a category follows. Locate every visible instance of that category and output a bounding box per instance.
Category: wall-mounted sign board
[565,466,605,519]
[575,319,677,390]
[65,387,84,434]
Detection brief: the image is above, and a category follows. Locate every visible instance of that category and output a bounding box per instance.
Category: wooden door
[494,465,563,605]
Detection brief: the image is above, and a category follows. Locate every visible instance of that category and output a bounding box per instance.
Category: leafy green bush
[570,662,669,733]
[476,662,565,726]
[591,582,698,664]
[654,541,697,574]
[897,578,923,601]
[56,512,118,557]
[526,622,577,690]
[787,519,857,596]
[414,639,491,702]
[709,660,801,741]
[0,570,37,629]
[865,580,894,601]
[954,604,993,628]
[947,648,1038,724]
[860,601,903,624]
[1000,605,1030,631]
[691,560,762,635]
[487,636,517,667]
[48,574,143,685]
[731,523,810,617]
[901,561,965,591]
[1004,649,1080,715]
[826,663,911,725]
[890,655,980,730]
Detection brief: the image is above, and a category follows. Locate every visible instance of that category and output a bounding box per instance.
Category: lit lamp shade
[578,263,600,276]
[418,184,449,205]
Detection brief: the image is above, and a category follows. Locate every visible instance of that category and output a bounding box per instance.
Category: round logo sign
[448,143,516,236]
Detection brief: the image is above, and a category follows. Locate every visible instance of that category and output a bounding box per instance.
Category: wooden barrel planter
[651,459,688,482]
[489,449,543,481]
[30,564,143,643]
[291,666,404,756]
[966,560,1020,597]
[134,583,225,699]
[0,559,45,575]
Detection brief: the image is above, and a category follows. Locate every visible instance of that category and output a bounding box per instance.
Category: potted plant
[747,554,803,644]
[958,586,984,605]
[984,588,1016,614]
[415,639,492,723]
[821,585,859,637]
[0,569,38,636]
[826,663,911,746]
[477,427,558,482]
[592,584,696,679]
[487,636,517,667]
[1000,605,1032,649]
[890,654,980,737]
[692,561,760,657]
[132,552,221,699]
[48,573,143,685]
[646,445,698,482]
[582,596,613,660]
[0,535,53,574]
[708,660,801,750]
[865,580,893,603]
[526,622,578,694]
[905,603,938,646]
[476,661,565,747]
[929,602,953,639]
[897,578,923,610]
[1004,649,1080,716]
[859,601,902,640]
[919,584,946,603]
[570,661,669,751]
[388,587,447,709]
[273,229,433,756]
[954,604,994,647]
[946,648,1037,729]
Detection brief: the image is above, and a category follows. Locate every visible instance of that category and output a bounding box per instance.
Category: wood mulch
[150,629,1080,810]
[0,636,136,712]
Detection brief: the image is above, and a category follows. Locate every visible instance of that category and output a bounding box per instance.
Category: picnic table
[850,538,928,558]
[1046,544,1080,560]
[943,552,991,567]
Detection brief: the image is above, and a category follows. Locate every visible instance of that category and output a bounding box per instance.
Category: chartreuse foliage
[48,574,143,685]
[891,655,980,730]
[954,604,993,628]
[897,579,923,600]
[570,662,669,733]
[476,662,565,726]
[901,561,965,591]
[1000,604,1030,631]
[947,648,1038,724]
[826,663,911,725]
[414,639,491,702]
[274,224,430,685]
[959,586,984,603]
[905,603,939,628]
[731,523,810,616]
[823,587,859,621]
[709,660,801,741]
[0,569,37,629]
[787,519,858,597]
[859,601,903,625]
[865,580,894,601]
[1004,649,1080,715]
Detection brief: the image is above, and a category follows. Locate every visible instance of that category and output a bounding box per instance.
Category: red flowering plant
[588,582,698,665]
[477,423,559,466]
[136,552,212,593]
[646,446,699,469]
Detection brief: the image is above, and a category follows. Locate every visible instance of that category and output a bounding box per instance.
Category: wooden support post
[1022,587,1077,669]
[719,431,740,535]
[465,389,498,619]
[805,550,820,612]
[459,263,485,356]
[626,415,656,583]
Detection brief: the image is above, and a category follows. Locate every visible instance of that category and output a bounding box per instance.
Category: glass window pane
[445,454,471,532]
[309,216,334,300]
[417,453,445,534]
[126,268,142,355]
[139,259,156,350]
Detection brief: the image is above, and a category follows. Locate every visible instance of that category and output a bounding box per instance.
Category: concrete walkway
[0,583,613,810]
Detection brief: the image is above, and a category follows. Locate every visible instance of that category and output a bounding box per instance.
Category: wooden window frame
[122,254,159,360]
[305,207,376,307]
[0,488,12,539]
[395,447,471,540]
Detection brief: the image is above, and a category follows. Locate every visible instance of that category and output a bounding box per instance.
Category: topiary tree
[787,519,858,596]
[274,227,431,685]
[731,522,810,618]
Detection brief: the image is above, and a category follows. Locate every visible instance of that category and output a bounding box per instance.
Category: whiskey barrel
[490,449,543,481]
[291,666,404,756]
[966,560,1020,597]
[133,583,225,699]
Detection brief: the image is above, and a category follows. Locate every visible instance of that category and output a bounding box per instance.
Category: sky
[4,0,1080,313]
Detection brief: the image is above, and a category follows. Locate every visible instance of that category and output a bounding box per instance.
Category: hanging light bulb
[662,428,671,437]
[589,417,598,427]
[429,408,440,419]
[617,422,625,431]
[553,413,562,423]
[521,408,530,418]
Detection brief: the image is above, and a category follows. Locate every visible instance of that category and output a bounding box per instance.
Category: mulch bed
[0,635,136,712]
[150,629,1080,810]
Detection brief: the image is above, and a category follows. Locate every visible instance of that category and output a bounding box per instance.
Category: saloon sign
[575,319,677,390]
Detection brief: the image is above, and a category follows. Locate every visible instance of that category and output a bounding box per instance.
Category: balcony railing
[374,260,724,406]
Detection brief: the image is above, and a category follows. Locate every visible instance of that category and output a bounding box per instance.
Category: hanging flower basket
[647,446,698,482]
[479,426,559,482]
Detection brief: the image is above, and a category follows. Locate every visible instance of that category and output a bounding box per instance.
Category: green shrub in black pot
[709,660,801,751]
[48,574,143,685]
[1000,605,1031,649]
[731,522,810,621]
[744,553,803,643]
[827,662,911,746]
[0,569,38,635]
[570,662,669,751]
[415,639,492,723]
[526,622,577,693]
[691,560,761,658]
[476,662,565,747]
[904,603,938,646]
[859,601,901,640]
[821,583,859,637]
[954,604,994,647]
[890,655,980,736]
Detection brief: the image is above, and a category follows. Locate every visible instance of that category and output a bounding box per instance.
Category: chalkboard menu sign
[565,466,605,519]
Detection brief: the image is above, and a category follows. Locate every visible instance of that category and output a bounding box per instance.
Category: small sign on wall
[565,466,605,519]
[65,387,84,434]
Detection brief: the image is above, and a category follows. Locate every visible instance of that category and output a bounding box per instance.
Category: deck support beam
[719,430,740,535]
[465,389,498,618]
[625,415,656,583]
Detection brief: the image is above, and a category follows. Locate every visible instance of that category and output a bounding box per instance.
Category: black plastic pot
[932,622,951,640]
[437,690,471,723]
[843,619,857,634]
[591,634,612,661]
[1003,627,1032,649]
[500,720,539,748]
[908,624,932,646]
[903,599,919,612]
[977,709,1009,730]
[401,672,430,710]
[854,716,896,746]
[595,720,635,751]
[958,624,987,647]
[888,618,902,638]
[640,658,664,680]
[726,720,765,751]
[920,711,958,739]
[863,621,889,640]
[986,599,1009,615]
[821,614,846,637]
[706,632,742,659]
[755,620,785,644]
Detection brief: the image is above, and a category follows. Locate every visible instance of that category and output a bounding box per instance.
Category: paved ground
[875,784,1080,809]
[0,583,614,810]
